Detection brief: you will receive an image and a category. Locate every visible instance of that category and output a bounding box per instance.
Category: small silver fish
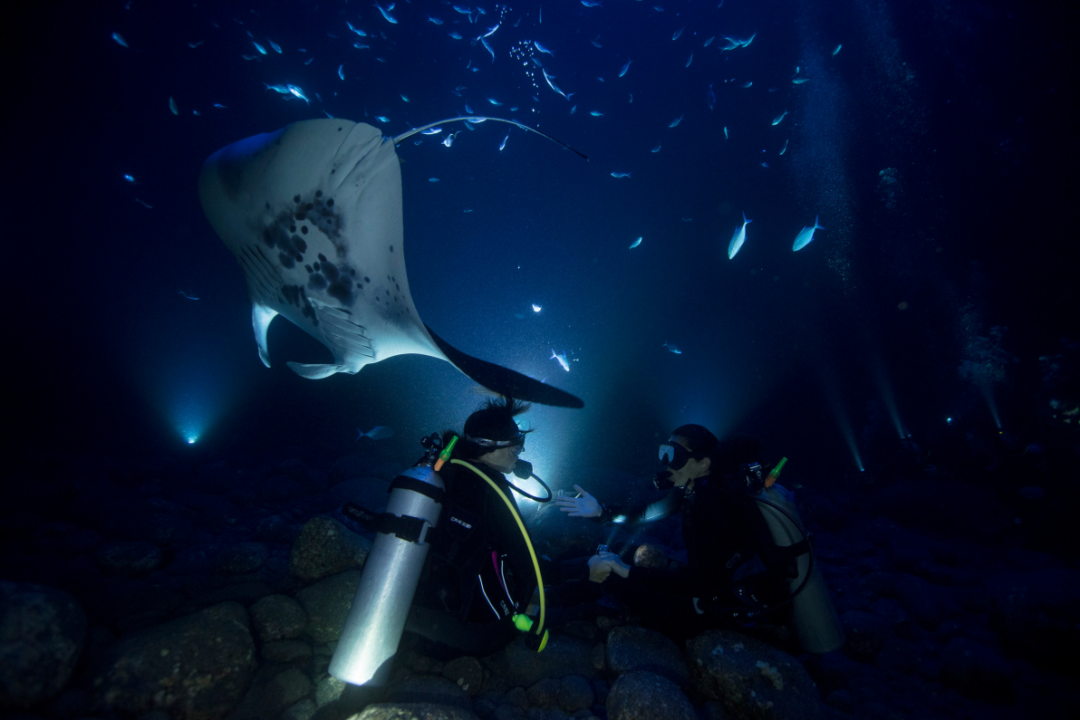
[374,2,398,24]
[673,27,684,41]
[338,65,345,80]
[499,134,509,151]
[269,39,282,53]
[772,110,788,125]
[669,114,683,127]
[611,172,631,178]
[619,59,631,77]
[534,40,554,55]
[287,84,310,104]
[252,40,266,54]
[629,236,643,249]
[481,37,495,62]
[111,32,128,48]
[168,96,178,115]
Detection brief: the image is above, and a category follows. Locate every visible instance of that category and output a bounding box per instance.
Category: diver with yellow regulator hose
[330,397,552,686]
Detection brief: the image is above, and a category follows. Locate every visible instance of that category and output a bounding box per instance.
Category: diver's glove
[553,484,602,518]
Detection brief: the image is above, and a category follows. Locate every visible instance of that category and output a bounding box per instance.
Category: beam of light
[871,364,905,438]
[823,388,864,472]
[979,382,1002,430]
[165,371,225,445]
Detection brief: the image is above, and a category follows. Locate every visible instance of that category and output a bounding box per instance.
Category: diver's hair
[671,424,719,456]
[458,396,535,459]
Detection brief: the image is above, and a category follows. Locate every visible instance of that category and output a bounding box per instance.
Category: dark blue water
[5,0,1077,490]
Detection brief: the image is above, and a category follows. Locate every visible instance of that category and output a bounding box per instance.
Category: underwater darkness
[4,0,1076,481]
[2,0,1080,719]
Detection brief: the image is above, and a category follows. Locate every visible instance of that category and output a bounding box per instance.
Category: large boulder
[93,602,257,720]
[606,626,690,687]
[250,594,308,642]
[0,581,87,710]
[686,630,823,720]
[483,633,599,690]
[289,517,371,582]
[295,571,362,644]
[225,665,313,720]
[351,703,478,720]
[606,670,695,720]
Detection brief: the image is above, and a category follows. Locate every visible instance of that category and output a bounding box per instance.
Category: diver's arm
[595,489,682,526]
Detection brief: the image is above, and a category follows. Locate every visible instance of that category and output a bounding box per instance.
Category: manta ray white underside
[199,118,582,408]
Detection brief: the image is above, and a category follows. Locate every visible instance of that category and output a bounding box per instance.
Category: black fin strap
[391,475,446,504]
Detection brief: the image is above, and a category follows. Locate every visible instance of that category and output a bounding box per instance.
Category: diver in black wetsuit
[557,424,792,641]
[402,397,546,658]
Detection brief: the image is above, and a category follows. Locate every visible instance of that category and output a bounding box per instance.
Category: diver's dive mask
[658,442,693,470]
[654,441,693,490]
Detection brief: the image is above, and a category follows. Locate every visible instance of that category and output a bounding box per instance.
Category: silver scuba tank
[329,462,445,686]
[755,483,845,654]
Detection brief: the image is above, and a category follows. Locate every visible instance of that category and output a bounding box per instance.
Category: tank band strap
[378,512,434,544]
[774,539,811,559]
[390,475,446,504]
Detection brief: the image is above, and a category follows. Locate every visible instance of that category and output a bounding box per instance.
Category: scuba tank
[329,434,448,686]
[748,459,845,654]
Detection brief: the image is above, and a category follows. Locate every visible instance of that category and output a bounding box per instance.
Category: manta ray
[199,117,584,408]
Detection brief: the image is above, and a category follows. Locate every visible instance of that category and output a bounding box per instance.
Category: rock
[605,671,695,720]
[556,675,594,713]
[986,567,1080,674]
[226,665,313,720]
[525,678,559,709]
[284,698,318,720]
[214,542,269,575]
[485,634,598,689]
[386,675,471,710]
[315,675,347,707]
[250,594,308,642]
[262,640,314,664]
[191,584,277,615]
[0,581,87,710]
[939,637,1014,704]
[686,630,823,720]
[94,541,163,575]
[93,601,257,720]
[443,656,484,696]
[295,571,362,644]
[353,703,480,720]
[289,517,372,582]
[839,611,890,662]
[605,626,689,687]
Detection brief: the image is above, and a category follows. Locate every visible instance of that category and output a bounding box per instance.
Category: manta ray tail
[425,325,584,409]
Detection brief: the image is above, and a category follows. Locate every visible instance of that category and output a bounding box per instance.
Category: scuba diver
[398,396,550,659]
[556,424,844,651]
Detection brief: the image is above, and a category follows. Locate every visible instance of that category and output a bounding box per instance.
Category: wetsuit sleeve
[595,489,681,526]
